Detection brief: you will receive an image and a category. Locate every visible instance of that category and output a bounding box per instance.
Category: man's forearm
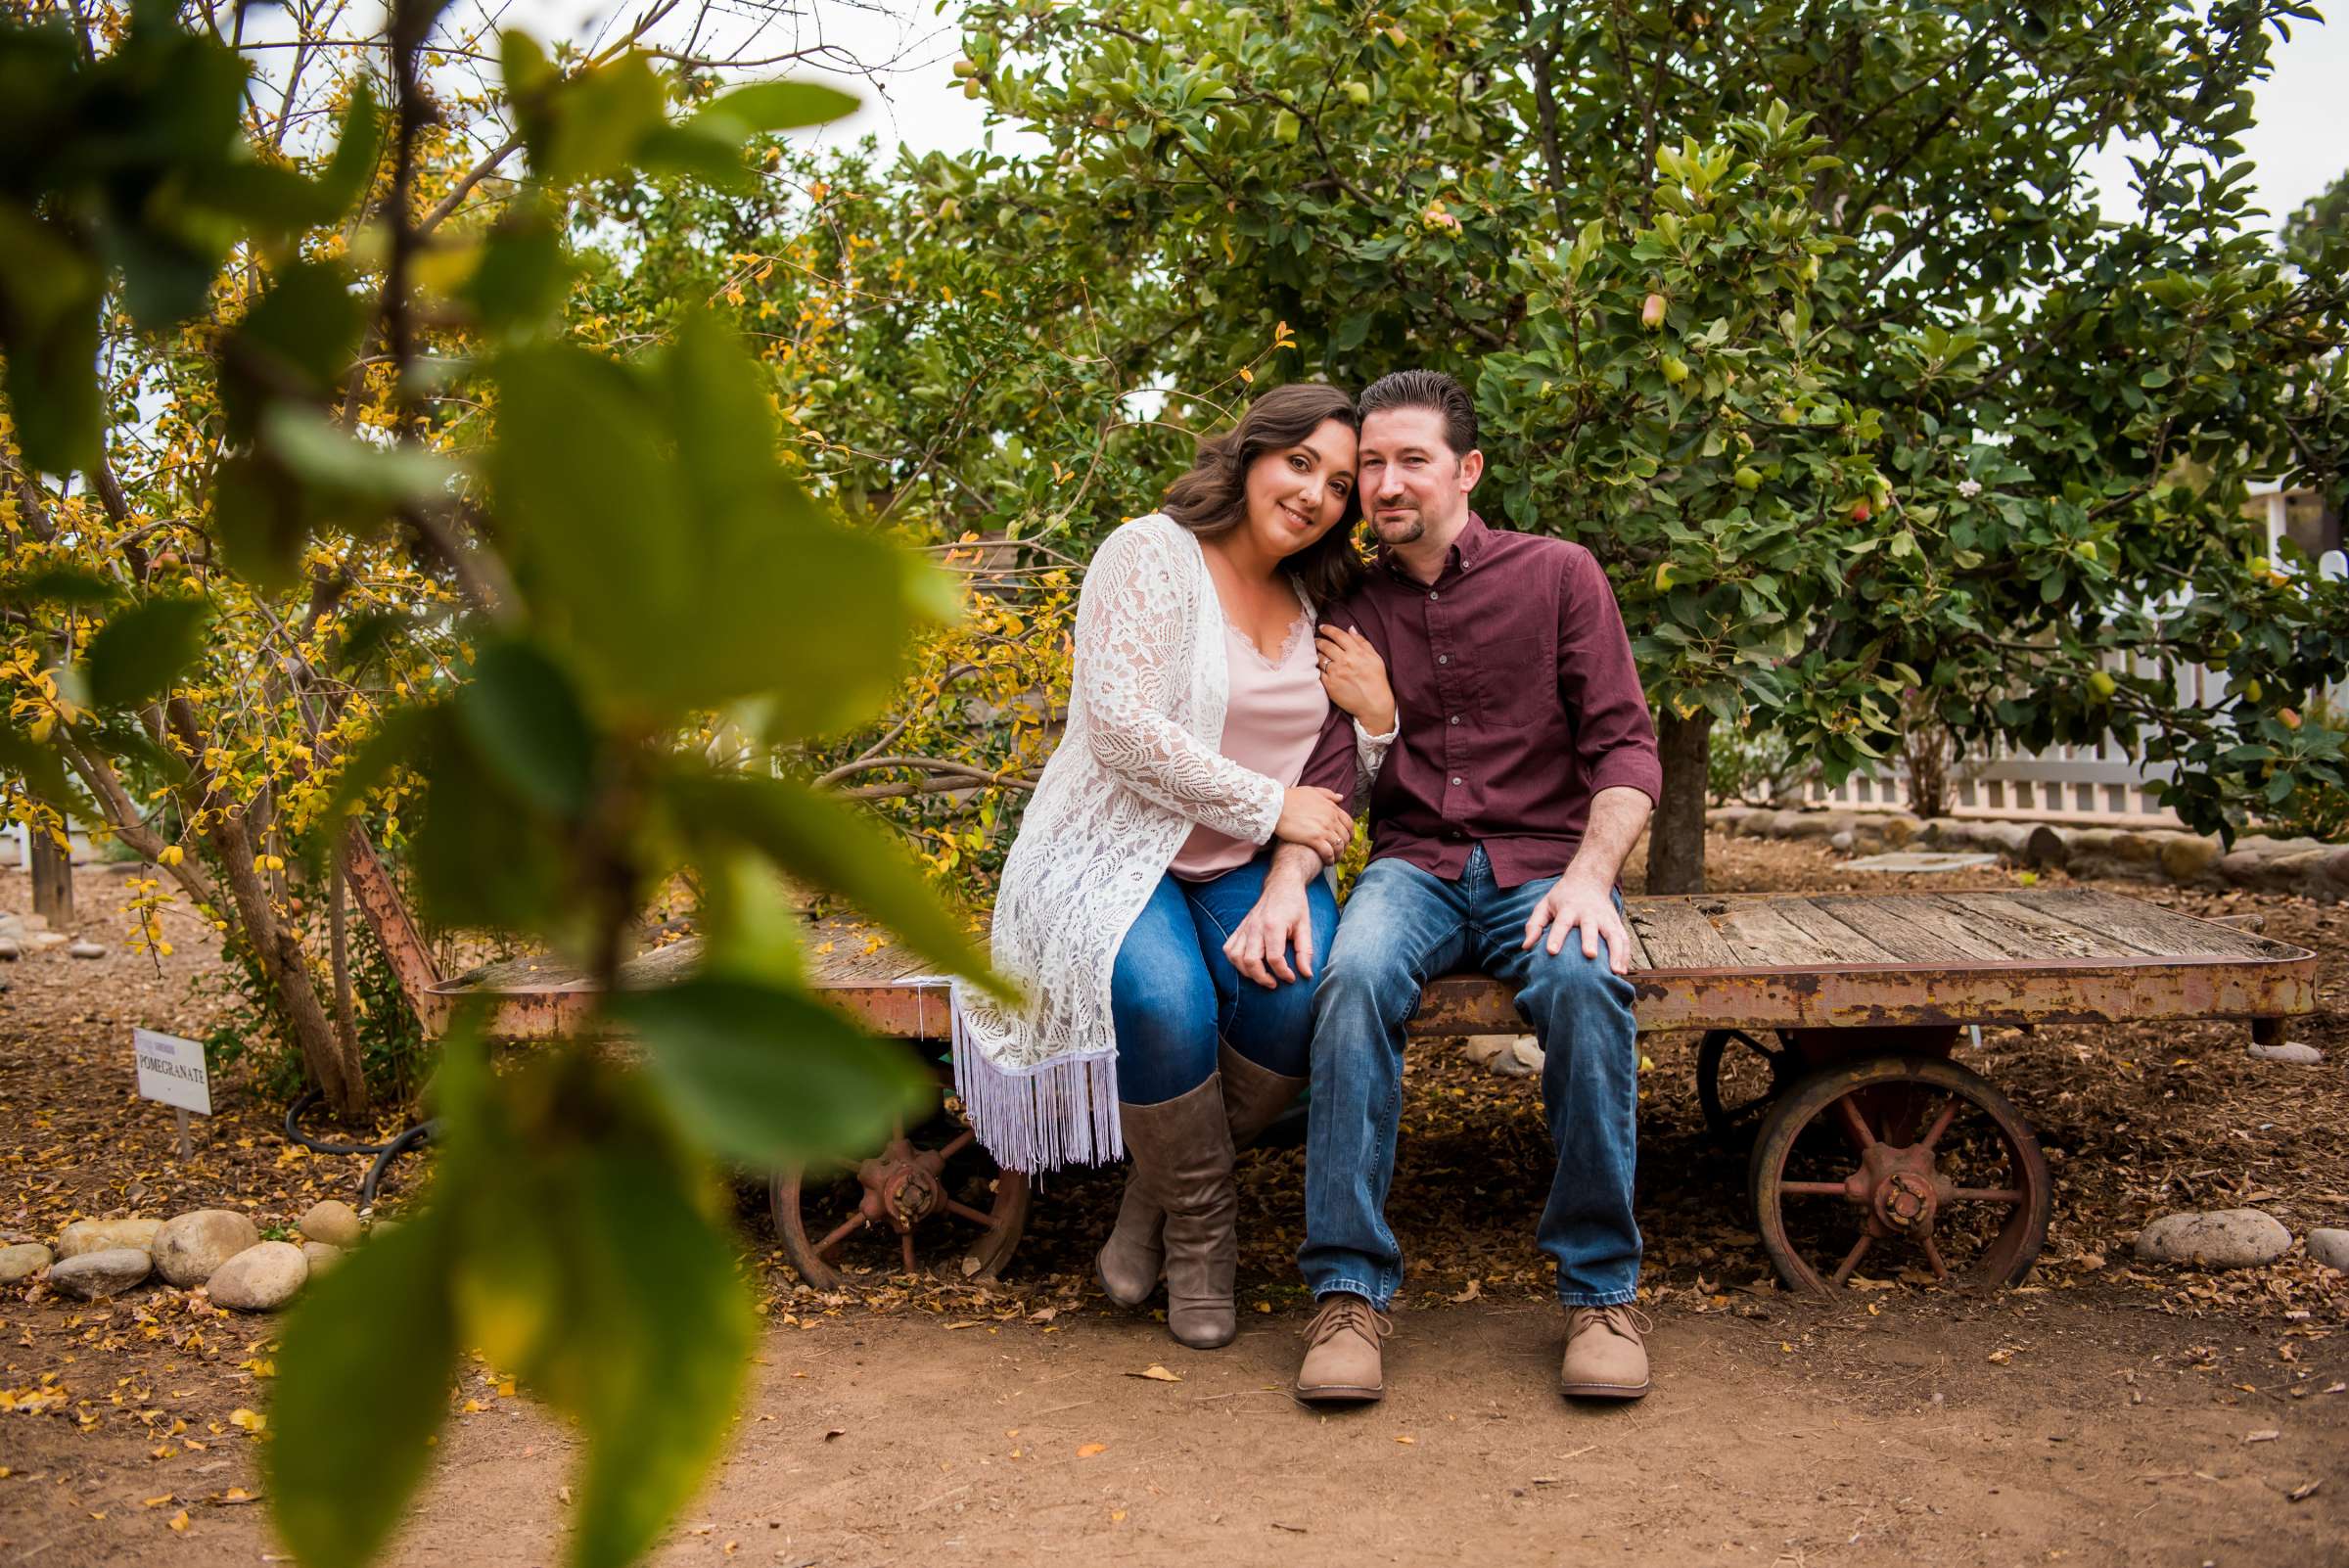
[1267,839,1326,888]
[1564,785,1653,888]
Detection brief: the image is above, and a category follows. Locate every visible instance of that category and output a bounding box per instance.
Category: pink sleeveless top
[1169,608,1329,881]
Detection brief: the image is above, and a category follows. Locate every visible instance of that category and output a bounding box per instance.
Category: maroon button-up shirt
[1299,514,1662,888]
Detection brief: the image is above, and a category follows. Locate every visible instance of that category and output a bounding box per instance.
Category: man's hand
[1521,872,1632,974]
[1225,853,1318,988]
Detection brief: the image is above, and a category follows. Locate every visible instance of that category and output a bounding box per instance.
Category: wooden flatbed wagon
[411,876,2316,1298]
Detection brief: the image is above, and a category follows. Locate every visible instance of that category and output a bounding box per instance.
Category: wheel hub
[855,1138,945,1233]
[1872,1168,1938,1233]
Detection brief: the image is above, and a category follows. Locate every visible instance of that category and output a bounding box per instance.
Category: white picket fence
[1815,492,2345,825]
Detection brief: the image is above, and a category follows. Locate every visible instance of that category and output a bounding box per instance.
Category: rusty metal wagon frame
[344,831,2317,1299]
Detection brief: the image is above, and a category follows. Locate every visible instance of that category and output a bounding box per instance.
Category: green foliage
[929,0,2349,844]
[1709,721,1805,807]
[0,6,1001,1565]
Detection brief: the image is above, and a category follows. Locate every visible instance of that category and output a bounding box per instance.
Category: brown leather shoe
[1095,1047,1303,1313]
[1559,1305,1651,1400]
[1294,1292,1392,1404]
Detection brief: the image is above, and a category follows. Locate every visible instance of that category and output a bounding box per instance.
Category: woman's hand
[1317,624,1395,735]
[1275,785,1353,863]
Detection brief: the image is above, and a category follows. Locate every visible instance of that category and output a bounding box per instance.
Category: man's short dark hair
[1358,369,1477,456]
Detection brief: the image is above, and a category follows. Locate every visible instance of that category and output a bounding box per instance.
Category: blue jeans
[1299,846,1641,1308]
[1110,854,1340,1105]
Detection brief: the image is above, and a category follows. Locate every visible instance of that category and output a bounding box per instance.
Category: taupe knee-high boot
[1111,1073,1239,1348]
[1095,1047,1307,1315]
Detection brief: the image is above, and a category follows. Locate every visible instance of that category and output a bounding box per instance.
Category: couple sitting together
[952,370,1661,1406]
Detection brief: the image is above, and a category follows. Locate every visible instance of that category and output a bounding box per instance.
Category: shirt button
[1451,776,1463,787]
[1437,654,1449,666]
[1429,590,1440,601]
[1449,715,1460,725]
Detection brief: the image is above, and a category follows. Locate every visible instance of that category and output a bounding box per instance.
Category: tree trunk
[1645,708,1714,895]
[29,828,74,928]
[211,807,369,1116]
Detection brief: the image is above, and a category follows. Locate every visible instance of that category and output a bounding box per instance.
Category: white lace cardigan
[950,512,1388,1172]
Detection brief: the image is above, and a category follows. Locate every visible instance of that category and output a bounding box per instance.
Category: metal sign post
[133,1029,211,1161]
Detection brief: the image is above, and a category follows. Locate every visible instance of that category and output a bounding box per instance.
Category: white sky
[506,0,2346,230]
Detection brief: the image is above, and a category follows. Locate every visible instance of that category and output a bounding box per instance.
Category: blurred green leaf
[667,771,1003,998]
[689,80,858,136]
[260,406,456,504]
[517,49,668,188]
[0,562,116,606]
[266,1207,458,1568]
[460,216,572,334]
[81,596,209,709]
[221,260,366,439]
[491,323,944,726]
[0,718,72,813]
[611,977,934,1166]
[454,640,598,817]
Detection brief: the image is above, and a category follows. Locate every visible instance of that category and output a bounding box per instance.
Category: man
[1223,369,1661,1405]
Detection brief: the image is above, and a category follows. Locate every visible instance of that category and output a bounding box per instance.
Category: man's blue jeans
[1299,846,1641,1309]
[1110,853,1340,1105]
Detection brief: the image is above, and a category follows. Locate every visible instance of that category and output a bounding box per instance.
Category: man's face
[1357,405,1478,547]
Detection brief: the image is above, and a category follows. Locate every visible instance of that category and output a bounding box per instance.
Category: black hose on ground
[360,1122,436,1209]
[285,1087,437,1205]
[284,1086,399,1155]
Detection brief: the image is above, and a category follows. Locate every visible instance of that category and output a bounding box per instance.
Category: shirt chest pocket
[1473,635,1548,730]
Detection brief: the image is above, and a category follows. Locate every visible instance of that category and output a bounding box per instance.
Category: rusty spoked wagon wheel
[1694,1028,1800,1144]
[1748,1055,2052,1297]
[770,1100,1030,1292]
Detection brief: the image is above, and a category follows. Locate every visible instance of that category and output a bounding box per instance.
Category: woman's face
[1238,418,1357,561]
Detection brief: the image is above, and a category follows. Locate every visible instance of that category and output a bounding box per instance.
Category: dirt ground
[3,834,2346,1566]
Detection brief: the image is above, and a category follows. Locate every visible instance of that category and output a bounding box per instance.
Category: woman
[953,383,1396,1350]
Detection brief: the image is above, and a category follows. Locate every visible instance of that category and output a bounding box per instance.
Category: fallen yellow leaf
[168,1510,189,1532]
[1077,1443,1107,1458]
[228,1408,265,1434]
[142,1494,174,1508]
[1395,1434,1415,1445]
[1128,1364,1181,1383]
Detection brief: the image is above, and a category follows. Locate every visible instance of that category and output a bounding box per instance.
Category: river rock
[206,1242,307,1312]
[2308,1229,2349,1272]
[2133,1208,2292,1269]
[0,1243,52,1283]
[57,1217,161,1258]
[153,1209,260,1286]
[300,1241,344,1276]
[2159,835,2224,884]
[2024,824,2069,869]
[0,935,19,960]
[299,1199,363,1248]
[49,1247,153,1300]
[67,939,106,959]
[2247,1041,2326,1065]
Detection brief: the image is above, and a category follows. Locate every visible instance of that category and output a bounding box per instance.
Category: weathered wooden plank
[1724,897,1905,965]
[1932,893,2154,959]
[1807,895,2013,963]
[1625,899,1740,969]
[1772,897,1909,962]
[2023,888,2282,960]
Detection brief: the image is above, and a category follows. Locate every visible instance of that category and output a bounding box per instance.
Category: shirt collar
[1382,511,1492,585]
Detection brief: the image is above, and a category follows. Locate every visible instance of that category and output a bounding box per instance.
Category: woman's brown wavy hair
[1162,383,1364,609]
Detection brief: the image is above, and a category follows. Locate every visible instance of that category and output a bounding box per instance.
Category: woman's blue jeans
[1298,846,1642,1309]
[1110,853,1338,1105]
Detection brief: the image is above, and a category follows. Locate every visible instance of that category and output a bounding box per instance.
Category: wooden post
[29,828,73,928]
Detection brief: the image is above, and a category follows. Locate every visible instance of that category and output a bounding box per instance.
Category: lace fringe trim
[950,992,1123,1174]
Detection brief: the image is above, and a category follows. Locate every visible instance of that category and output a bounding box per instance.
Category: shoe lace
[1573,1304,1653,1343]
[1306,1295,1393,1351]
